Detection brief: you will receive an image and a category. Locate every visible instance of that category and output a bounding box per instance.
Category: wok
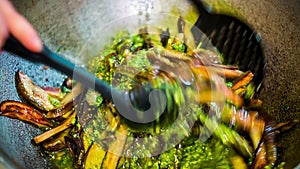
[0,0,299,168]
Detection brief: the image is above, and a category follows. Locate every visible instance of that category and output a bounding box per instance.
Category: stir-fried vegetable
[0,100,53,128]
[16,70,56,111]
[0,16,298,169]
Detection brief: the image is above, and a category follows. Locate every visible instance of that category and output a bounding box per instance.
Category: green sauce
[49,149,74,169]
[84,29,235,168]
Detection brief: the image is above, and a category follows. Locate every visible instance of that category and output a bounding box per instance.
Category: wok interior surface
[0,0,299,168]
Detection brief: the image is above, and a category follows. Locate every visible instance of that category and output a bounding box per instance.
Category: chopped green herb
[48,96,60,107]
[61,86,71,93]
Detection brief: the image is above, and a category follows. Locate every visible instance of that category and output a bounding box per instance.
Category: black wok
[0,0,299,168]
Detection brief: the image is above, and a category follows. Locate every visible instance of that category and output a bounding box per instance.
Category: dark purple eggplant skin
[64,136,85,168]
[41,128,73,152]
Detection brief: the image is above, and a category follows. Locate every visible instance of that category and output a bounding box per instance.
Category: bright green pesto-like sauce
[84,30,234,168]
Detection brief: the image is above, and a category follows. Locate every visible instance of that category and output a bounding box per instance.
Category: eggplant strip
[42,137,66,151]
[146,51,194,84]
[263,123,277,167]
[215,68,244,79]
[76,102,97,130]
[190,65,244,107]
[271,119,299,134]
[251,141,267,169]
[33,111,76,144]
[46,100,75,119]
[0,100,53,128]
[251,119,298,169]
[45,85,84,120]
[220,84,244,107]
[191,65,220,80]
[248,99,263,108]
[190,65,211,80]
[222,105,265,150]
[231,71,254,90]
[161,48,192,61]
[42,128,71,151]
[234,87,247,96]
[83,142,107,169]
[192,65,244,79]
[65,136,85,168]
[251,123,277,169]
[198,109,253,158]
[238,110,265,150]
[41,87,63,100]
[146,50,177,69]
[16,70,55,111]
[102,125,128,169]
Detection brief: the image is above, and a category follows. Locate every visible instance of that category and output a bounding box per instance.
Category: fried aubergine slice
[16,70,55,111]
[0,100,53,128]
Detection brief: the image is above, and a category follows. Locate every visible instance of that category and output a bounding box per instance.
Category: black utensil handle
[3,35,44,62]
[41,45,119,101]
[3,35,163,120]
[3,35,119,101]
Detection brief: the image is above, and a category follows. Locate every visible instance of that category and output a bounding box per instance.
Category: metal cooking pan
[0,0,299,168]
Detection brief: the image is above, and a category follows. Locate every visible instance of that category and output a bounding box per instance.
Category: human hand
[0,0,42,53]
